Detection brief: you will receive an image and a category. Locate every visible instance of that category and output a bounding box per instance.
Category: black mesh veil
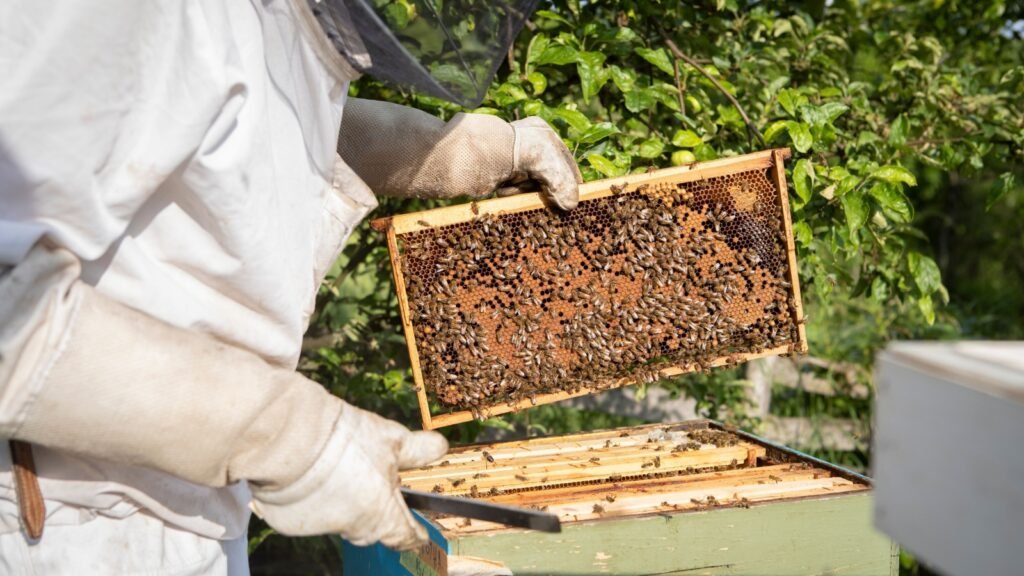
[309,0,540,107]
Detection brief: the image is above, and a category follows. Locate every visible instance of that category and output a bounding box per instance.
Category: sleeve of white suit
[0,243,447,549]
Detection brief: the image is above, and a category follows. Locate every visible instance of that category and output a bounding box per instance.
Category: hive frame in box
[343,420,896,576]
[371,148,806,430]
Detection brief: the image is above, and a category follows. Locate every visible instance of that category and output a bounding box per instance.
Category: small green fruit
[671,150,697,166]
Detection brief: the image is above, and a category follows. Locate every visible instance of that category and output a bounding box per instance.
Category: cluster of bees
[398,169,801,413]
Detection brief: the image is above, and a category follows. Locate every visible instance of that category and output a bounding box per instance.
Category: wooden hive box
[346,150,893,575]
[343,421,896,575]
[372,149,807,430]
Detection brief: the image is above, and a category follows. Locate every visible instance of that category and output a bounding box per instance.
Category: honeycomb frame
[372,149,806,430]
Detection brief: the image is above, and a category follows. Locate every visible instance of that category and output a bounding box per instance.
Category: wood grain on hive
[372,149,806,430]
[400,421,869,535]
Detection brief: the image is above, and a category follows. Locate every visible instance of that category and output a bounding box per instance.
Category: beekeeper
[0,0,579,573]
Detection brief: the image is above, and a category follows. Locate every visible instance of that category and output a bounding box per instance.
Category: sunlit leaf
[635,47,675,76]
[671,129,703,148]
[534,44,579,66]
[587,153,627,177]
[873,165,917,186]
[908,251,942,295]
[792,159,814,204]
[785,121,813,153]
[577,51,609,101]
[841,191,869,239]
[638,138,665,158]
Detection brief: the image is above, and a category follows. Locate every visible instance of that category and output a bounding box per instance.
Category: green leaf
[908,251,942,295]
[526,71,547,95]
[492,83,528,107]
[841,191,869,239]
[986,172,1015,211]
[873,165,917,186]
[869,182,913,223]
[835,174,860,198]
[891,58,923,72]
[521,99,544,117]
[381,3,411,29]
[716,104,743,129]
[609,66,636,93]
[889,115,909,146]
[799,102,849,128]
[638,138,665,158]
[635,47,675,76]
[793,221,813,247]
[670,129,703,148]
[554,107,591,132]
[623,87,656,113]
[763,120,788,144]
[650,83,681,111]
[792,159,814,204]
[534,9,572,26]
[587,153,627,177]
[918,293,936,325]
[870,276,890,303]
[777,89,804,116]
[577,51,609,101]
[525,34,550,71]
[820,102,850,123]
[534,44,579,66]
[785,121,813,153]
[577,122,619,145]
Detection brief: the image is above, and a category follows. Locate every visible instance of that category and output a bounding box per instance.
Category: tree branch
[661,33,766,148]
[673,58,686,118]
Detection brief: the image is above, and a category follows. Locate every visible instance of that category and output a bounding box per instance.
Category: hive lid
[372,148,807,430]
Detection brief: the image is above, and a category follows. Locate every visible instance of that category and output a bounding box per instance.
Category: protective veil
[309,0,541,106]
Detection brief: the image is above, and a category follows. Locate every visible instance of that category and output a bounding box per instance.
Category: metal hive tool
[372,149,806,430]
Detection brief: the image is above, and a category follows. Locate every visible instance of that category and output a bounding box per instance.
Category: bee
[450,478,466,487]
[482,451,495,463]
[416,219,431,227]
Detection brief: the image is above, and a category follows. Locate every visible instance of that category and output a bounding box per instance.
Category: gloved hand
[251,402,446,547]
[0,243,447,549]
[338,98,581,210]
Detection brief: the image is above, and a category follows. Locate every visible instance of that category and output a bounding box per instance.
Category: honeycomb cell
[395,168,802,413]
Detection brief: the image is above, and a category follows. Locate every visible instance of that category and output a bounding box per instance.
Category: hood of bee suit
[306,0,540,107]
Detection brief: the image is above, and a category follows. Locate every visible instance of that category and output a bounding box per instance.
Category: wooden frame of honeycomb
[372,148,806,430]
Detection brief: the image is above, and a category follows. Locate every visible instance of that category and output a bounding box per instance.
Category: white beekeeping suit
[0,0,579,574]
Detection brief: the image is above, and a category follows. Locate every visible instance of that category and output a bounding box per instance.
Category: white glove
[251,402,446,547]
[338,98,582,210]
[0,243,447,549]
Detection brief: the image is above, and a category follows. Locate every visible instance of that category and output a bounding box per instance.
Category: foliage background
[250,0,1023,573]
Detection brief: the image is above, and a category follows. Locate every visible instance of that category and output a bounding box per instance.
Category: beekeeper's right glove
[338,98,581,210]
[0,243,447,549]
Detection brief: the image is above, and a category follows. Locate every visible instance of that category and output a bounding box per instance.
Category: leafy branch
[661,32,766,148]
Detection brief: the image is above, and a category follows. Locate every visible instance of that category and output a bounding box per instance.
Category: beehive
[344,421,895,576]
[372,149,806,430]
